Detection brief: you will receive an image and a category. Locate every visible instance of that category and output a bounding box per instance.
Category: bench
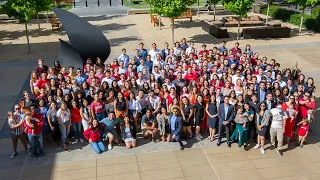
[202,20,229,39]
[50,15,61,30]
[170,9,192,23]
[150,14,160,27]
[243,26,291,39]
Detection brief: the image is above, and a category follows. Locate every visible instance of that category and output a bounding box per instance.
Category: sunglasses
[15,108,20,110]
[289,98,294,100]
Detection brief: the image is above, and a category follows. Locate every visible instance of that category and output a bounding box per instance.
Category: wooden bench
[170,9,192,23]
[50,15,61,30]
[150,14,160,27]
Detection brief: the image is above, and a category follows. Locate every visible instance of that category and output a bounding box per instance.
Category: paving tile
[98,172,141,180]
[20,173,53,180]
[97,154,136,166]
[54,159,96,172]
[177,155,210,167]
[0,167,21,180]
[97,162,139,176]
[212,160,256,173]
[136,151,176,162]
[217,169,263,180]
[185,174,219,180]
[257,164,312,179]
[174,148,205,158]
[52,167,96,180]
[138,158,180,171]
[207,152,248,164]
[181,164,213,177]
[139,167,184,180]
[202,146,243,155]
[21,164,54,176]
[266,174,320,180]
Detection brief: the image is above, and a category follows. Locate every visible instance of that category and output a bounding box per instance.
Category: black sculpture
[53,8,111,65]
[58,39,84,69]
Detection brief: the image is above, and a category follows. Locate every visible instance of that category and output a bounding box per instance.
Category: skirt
[284,117,295,138]
[256,126,268,137]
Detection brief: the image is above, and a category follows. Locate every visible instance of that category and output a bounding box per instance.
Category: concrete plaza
[0,11,320,180]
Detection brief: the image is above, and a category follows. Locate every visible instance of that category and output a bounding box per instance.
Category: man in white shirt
[269,105,288,156]
[256,67,266,84]
[146,91,161,115]
[148,43,162,61]
[186,42,197,55]
[231,69,244,85]
[117,74,126,89]
[273,74,287,88]
[153,66,161,80]
[118,61,127,74]
[101,71,115,87]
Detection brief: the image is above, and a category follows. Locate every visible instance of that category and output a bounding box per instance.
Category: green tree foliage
[35,0,52,29]
[208,0,221,20]
[144,0,197,43]
[3,0,38,53]
[223,0,255,39]
[286,0,319,34]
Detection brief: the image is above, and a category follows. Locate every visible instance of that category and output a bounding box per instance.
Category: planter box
[202,20,229,38]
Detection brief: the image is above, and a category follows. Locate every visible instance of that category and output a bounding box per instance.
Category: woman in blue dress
[205,94,218,142]
[37,98,51,141]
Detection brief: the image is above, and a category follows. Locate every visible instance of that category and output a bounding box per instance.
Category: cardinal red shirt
[298,124,309,136]
[90,101,105,114]
[71,107,81,123]
[298,98,312,119]
[184,73,198,84]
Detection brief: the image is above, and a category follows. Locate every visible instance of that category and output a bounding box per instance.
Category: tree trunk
[237,20,241,40]
[37,13,41,29]
[159,15,161,30]
[198,0,200,16]
[172,20,175,44]
[266,2,270,26]
[25,22,31,54]
[299,8,304,35]
[213,4,216,21]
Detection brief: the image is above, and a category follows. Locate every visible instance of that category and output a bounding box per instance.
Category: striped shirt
[8,113,25,135]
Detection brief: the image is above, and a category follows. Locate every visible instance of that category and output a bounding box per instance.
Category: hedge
[261,5,320,33]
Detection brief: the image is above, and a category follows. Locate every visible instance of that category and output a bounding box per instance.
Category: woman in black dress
[205,94,218,142]
[194,95,205,141]
[254,101,270,154]
[181,96,194,139]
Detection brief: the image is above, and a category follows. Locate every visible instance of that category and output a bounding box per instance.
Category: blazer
[256,87,270,102]
[218,103,235,124]
[169,114,183,136]
[121,119,136,138]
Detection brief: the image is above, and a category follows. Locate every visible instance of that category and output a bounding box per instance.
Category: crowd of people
[7,39,318,160]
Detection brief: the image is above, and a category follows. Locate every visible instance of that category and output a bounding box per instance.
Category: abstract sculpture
[53,8,111,66]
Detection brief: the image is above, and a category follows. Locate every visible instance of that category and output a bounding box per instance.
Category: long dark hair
[258,101,267,112]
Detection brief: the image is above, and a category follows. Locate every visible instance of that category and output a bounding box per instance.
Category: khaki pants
[270,127,283,150]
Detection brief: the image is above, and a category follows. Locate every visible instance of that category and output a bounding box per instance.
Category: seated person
[121,116,136,149]
[100,111,123,150]
[141,109,158,142]
[83,119,105,154]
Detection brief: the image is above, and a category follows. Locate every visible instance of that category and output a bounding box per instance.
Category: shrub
[305,17,320,32]
[261,5,280,18]
[289,14,312,27]
[260,5,298,22]
[311,6,320,18]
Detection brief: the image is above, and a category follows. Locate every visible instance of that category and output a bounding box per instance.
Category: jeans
[170,131,184,147]
[72,122,82,139]
[95,112,105,121]
[59,121,70,144]
[90,141,105,154]
[27,133,44,158]
[270,127,283,150]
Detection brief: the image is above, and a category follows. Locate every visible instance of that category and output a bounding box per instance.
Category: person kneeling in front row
[169,107,185,150]
[83,119,105,154]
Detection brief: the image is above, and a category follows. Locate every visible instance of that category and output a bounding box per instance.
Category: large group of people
[8,39,317,160]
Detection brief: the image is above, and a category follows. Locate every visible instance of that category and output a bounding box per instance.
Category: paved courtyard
[1,10,320,180]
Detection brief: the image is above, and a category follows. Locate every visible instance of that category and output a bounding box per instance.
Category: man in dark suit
[169,107,184,150]
[265,93,276,110]
[217,96,235,147]
[256,82,270,103]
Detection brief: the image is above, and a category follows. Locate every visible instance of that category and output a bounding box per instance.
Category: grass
[0,4,73,14]
[124,0,221,9]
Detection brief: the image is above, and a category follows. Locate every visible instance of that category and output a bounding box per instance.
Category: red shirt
[184,74,198,84]
[71,107,81,123]
[298,98,312,119]
[83,128,101,142]
[24,113,44,135]
[36,79,50,89]
[90,101,105,114]
[298,124,309,136]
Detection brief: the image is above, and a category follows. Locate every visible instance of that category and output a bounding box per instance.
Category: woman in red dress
[282,95,298,144]
[201,88,210,134]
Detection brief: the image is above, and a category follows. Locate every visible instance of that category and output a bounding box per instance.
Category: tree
[208,0,221,21]
[223,0,255,40]
[287,0,319,35]
[3,0,37,53]
[145,0,197,44]
[35,0,52,29]
[265,0,274,26]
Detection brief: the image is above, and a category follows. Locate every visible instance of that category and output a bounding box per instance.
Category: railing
[72,0,124,8]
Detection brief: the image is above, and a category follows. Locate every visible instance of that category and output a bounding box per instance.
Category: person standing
[217,96,235,147]
[254,102,270,154]
[8,106,31,159]
[57,102,71,150]
[169,107,184,150]
[269,104,288,156]
[194,95,205,141]
[206,95,218,142]
[46,102,61,146]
